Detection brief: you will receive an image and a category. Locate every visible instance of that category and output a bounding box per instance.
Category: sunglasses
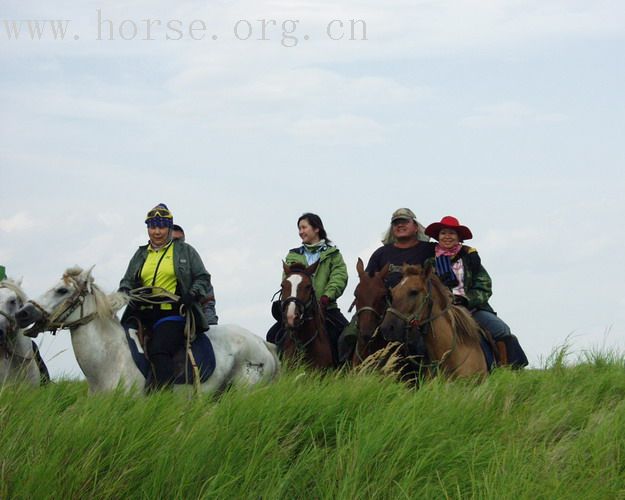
[392,218,412,226]
[146,209,173,219]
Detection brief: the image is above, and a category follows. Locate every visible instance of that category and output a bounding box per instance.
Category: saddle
[124,316,216,385]
[477,328,528,370]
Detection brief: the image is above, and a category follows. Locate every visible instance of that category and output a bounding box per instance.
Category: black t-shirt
[365,242,436,288]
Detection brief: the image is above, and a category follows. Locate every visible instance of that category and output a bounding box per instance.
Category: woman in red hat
[424,216,528,367]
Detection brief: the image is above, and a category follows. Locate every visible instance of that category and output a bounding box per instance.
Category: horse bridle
[26,277,98,334]
[0,284,33,361]
[0,309,17,337]
[278,271,322,350]
[384,277,454,339]
[348,293,390,362]
[384,276,462,371]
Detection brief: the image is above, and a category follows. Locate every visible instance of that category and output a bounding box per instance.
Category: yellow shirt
[140,242,176,310]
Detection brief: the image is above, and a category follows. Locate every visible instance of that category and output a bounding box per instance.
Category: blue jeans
[472,310,511,340]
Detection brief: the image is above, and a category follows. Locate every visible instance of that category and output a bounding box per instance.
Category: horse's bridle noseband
[280,296,314,329]
[26,277,98,334]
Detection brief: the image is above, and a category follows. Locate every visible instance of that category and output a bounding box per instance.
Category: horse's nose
[0,327,4,343]
[381,322,399,342]
[15,304,40,327]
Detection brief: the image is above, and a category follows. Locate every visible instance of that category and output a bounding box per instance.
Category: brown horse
[351,258,390,366]
[379,264,488,379]
[279,261,335,369]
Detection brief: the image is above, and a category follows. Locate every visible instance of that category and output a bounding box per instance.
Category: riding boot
[325,308,349,366]
[502,335,529,369]
[150,353,175,389]
[266,321,282,344]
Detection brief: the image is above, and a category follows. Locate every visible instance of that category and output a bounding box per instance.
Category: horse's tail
[264,340,281,380]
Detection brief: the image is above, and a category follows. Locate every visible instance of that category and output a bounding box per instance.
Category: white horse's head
[15,266,110,335]
[0,279,27,343]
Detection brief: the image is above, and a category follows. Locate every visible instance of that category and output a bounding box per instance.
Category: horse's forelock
[0,279,27,303]
[63,266,84,280]
[402,265,423,277]
[288,262,308,273]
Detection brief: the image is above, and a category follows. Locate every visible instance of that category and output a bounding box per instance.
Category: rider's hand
[319,295,330,308]
[453,295,469,308]
[179,292,196,308]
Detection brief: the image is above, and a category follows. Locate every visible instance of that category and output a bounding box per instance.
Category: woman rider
[267,213,349,364]
[425,215,528,367]
[119,203,214,389]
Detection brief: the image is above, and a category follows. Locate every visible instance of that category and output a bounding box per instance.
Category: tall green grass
[1,353,625,499]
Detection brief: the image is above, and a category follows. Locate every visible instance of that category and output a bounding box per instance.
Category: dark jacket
[119,239,213,331]
[366,242,435,288]
[450,246,495,313]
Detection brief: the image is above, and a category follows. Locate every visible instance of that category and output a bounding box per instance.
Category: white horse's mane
[62,266,129,319]
[0,278,27,303]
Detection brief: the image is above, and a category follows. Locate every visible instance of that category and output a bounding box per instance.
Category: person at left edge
[118,203,213,390]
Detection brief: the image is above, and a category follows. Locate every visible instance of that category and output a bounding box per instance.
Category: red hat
[425,216,473,241]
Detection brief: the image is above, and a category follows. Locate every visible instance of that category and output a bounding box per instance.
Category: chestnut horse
[380,264,488,379]
[351,258,390,366]
[279,261,335,368]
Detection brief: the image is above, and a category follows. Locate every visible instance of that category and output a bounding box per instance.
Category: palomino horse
[0,279,45,386]
[279,261,335,368]
[379,264,488,379]
[351,258,390,366]
[16,267,280,394]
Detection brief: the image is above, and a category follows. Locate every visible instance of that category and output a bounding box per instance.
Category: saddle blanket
[124,321,216,384]
[479,336,497,372]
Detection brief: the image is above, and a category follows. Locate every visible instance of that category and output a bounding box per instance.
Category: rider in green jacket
[267,213,349,364]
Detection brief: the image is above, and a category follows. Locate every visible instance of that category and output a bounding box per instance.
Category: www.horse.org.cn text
[2,11,368,48]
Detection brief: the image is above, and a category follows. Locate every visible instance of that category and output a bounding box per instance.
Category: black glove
[179,292,196,308]
[453,295,469,308]
[435,256,459,288]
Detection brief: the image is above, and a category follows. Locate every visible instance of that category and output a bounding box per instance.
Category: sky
[1,0,624,379]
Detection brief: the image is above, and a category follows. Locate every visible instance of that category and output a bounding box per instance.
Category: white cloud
[460,101,568,128]
[0,212,37,233]
[289,114,387,145]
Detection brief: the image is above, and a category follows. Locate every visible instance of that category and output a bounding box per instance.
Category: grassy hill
[1,350,624,499]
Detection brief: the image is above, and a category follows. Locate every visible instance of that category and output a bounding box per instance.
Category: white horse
[0,279,43,386]
[16,266,280,395]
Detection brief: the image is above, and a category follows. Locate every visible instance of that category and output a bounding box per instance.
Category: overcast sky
[2,1,624,378]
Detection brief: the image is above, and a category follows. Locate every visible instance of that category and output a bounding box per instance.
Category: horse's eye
[56,287,69,295]
[8,298,16,307]
[409,289,419,297]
